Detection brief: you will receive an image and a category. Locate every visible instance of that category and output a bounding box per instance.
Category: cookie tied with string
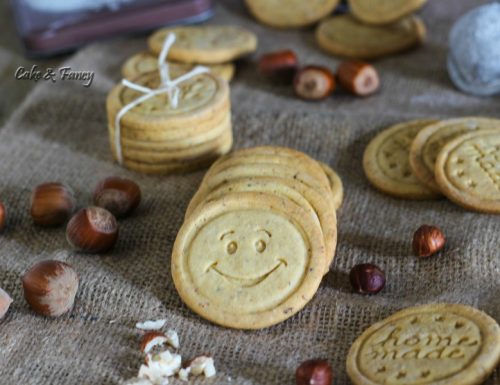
[106,33,232,174]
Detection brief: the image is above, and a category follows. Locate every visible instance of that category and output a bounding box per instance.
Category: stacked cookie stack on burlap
[107,26,258,174]
[121,25,258,82]
[170,146,344,329]
[363,117,500,214]
[316,0,428,59]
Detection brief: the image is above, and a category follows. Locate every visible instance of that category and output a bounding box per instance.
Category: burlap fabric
[0,1,499,384]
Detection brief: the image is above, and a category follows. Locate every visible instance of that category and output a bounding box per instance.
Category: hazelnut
[21,260,78,317]
[413,224,446,257]
[337,61,380,96]
[0,201,6,232]
[350,263,385,294]
[66,207,118,253]
[296,359,333,385]
[93,176,141,218]
[258,50,298,83]
[30,182,76,226]
[294,66,335,100]
[0,287,13,319]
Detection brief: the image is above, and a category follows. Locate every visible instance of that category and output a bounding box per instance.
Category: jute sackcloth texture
[0,1,498,384]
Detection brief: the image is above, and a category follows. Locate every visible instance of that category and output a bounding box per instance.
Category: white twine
[114,33,209,164]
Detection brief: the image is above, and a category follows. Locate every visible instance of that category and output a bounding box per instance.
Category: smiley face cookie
[186,177,337,275]
[409,117,500,193]
[148,25,257,64]
[435,129,500,214]
[363,119,440,200]
[347,303,500,385]
[171,192,326,329]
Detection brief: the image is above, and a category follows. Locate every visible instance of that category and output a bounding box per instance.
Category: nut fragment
[296,359,333,385]
[0,287,13,319]
[413,224,446,257]
[185,355,216,378]
[66,206,118,253]
[294,66,335,100]
[30,182,76,226]
[337,61,380,96]
[93,176,141,218]
[139,350,182,384]
[21,260,79,317]
[0,202,6,232]
[136,319,167,330]
[258,50,298,82]
[140,332,168,354]
[349,263,386,294]
[140,330,179,353]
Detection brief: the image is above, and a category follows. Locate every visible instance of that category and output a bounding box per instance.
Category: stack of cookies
[363,117,500,214]
[106,70,232,174]
[171,146,344,329]
[316,0,428,59]
[122,25,258,82]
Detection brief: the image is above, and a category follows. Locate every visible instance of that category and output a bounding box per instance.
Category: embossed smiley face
[186,209,308,314]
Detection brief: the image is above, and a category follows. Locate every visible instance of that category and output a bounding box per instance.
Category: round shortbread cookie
[200,163,333,207]
[111,138,232,175]
[121,52,235,82]
[363,119,440,200]
[185,177,337,275]
[349,0,428,26]
[319,162,344,210]
[244,0,340,28]
[171,192,326,329]
[106,103,230,143]
[409,117,500,193]
[347,303,500,385]
[435,129,500,214]
[205,153,331,194]
[148,25,257,64]
[110,129,233,164]
[107,113,231,152]
[316,14,426,59]
[106,72,229,131]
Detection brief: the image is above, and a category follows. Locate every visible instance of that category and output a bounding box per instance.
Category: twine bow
[114,33,209,164]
